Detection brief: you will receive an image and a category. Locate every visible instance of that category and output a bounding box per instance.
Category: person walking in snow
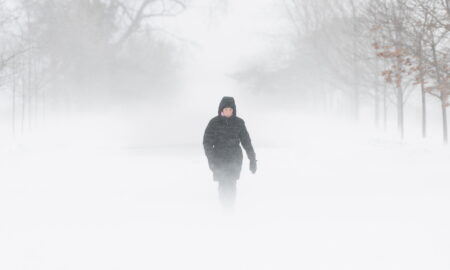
[203,96,257,208]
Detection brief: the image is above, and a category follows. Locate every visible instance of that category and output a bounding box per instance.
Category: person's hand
[250,159,257,174]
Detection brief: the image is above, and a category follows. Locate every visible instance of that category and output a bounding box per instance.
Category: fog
[1,0,450,269]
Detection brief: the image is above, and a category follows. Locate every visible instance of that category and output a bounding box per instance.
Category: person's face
[222,107,233,118]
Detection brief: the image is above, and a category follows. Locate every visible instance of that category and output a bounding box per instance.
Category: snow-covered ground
[1,112,450,270]
[2,0,449,269]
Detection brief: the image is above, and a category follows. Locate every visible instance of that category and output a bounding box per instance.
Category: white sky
[158,0,291,113]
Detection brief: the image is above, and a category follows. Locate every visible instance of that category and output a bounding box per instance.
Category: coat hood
[218,96,236,116]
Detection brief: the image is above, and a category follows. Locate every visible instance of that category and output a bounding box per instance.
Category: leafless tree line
[0,0,186,137]
[282,0,450,143]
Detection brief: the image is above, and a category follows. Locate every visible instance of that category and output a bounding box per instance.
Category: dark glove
[250,159,257,174]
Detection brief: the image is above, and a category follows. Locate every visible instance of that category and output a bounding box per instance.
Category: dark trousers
[218,178,237,208]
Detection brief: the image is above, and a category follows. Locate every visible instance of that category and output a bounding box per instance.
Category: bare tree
[368,0,418,139]
[415,0,450,143]
[113,0,186,47]
[403,0,431,138]
[0,0,187,137]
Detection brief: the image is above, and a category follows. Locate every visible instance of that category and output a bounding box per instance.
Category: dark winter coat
[203,96,256,181]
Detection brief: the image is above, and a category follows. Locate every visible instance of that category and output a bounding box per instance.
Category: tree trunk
[350,0,359,123]
[353,84,359,122]
[12,61,16,137]
[374,58,381,128]
[27,56,32,130]
[383,83,387,130]
[397,86,404,139]
[375,83,380,128]
[441,101,448,144]
[21,60,26,135]
[418,41,427,138]
[431,38,448,144]
[420,81,427,138]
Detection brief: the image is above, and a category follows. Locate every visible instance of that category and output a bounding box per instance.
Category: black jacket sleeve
[203,119,216,163]
[239,120,256,161]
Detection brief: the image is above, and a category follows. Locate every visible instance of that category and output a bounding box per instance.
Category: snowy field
[1,112,450,270]
[2,0,450,269]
